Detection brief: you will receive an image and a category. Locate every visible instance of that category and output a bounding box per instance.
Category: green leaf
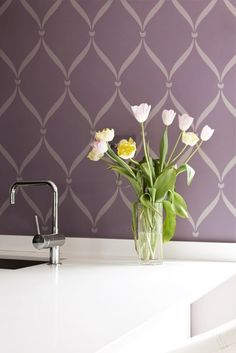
[148,187,156,203]
[139,194,157,213]
[176,164,186,176]
[147,143,156,180]
[139,194,153,209]
[186,164,195,186]
[140,162,150,179]
[109,165,131,179]
[110,165,141,196]
[172,192,188,218]
[159,127,168,171]
[107,145,135,178]
[153,159,160,178]
[128,179,143,197]
[140,158,155,178]
[154,168,176,201]
[136,171,143,190]
[163,200,176,242]
[176,163,195,186]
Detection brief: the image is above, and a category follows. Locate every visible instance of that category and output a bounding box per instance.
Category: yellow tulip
[117,138,136,160]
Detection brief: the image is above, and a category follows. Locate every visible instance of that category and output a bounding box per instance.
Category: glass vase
[135,202,163,264]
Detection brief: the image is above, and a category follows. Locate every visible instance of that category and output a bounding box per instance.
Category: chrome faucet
[9,180,65,265]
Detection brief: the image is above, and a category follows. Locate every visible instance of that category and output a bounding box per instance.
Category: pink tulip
[91,140,108,154]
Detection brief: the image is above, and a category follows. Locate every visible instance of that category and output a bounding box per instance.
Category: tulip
[87,148,103,161]
[162,109,176,126]
[87,140,108,161]
[200,125,214,141]
[178,113,194,131]
[117,138,136,160]
[95,128,115,142]
[91,140,108,154]
[131,103,151,123]
[182,132,199,147]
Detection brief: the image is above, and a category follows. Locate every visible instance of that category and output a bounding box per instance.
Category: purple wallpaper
[0,0,235,241]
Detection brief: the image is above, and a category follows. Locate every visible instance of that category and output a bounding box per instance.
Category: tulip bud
[162,109,176,126]
[200,125,214,141]
[131,103,151,123]
[178,113,194,132]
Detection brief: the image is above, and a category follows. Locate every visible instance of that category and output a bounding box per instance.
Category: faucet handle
[34,215,41,235]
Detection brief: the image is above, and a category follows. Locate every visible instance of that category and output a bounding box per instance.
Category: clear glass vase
[135,202,163,264]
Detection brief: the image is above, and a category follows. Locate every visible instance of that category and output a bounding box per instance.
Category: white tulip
[87,148,103,161]
[162,109,176,126]
[178,113,194,131]
[95,128,115,142]
[131,103,151,123]
[200,125,214,141]
[182,132,199,147]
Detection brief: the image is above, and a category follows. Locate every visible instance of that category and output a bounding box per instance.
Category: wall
[0,0,235,240]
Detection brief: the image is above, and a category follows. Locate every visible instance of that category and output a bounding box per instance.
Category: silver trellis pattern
[0,0,235,241]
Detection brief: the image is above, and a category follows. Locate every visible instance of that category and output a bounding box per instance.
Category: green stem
[167,132,182,165]
[170,145,187,164]
[141,123,153,186]
[130,158,139,166]
[104,152,117,164]
[184,141,203,164]
[102,156,137,171]
[106,146,136,178]
[101,156,114,164]
[105,151,137,172]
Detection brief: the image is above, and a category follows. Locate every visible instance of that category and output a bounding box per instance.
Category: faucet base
[50,246,60,265]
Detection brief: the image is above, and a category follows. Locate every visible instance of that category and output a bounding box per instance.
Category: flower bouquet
[88,104,214,263]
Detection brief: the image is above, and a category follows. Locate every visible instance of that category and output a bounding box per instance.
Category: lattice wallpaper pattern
[0,0,235,241]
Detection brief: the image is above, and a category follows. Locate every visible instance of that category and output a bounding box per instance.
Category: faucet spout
[10,180,58,234]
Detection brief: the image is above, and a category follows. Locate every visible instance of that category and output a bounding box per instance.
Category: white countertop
[0,256,236,353]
